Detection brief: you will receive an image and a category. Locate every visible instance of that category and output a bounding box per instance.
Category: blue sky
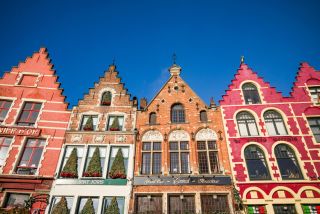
[0,0,319,108]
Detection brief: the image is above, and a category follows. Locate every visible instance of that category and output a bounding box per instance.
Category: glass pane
[201,195,230,214]
[180,141,189,150]
[266,122,277,135]
[197,141,206,150]
[170,142,178,150]
[50,196,74,213]
[135,195,162,214]
[152,153,161,174]
[103,197,125,214]
[238,123,249,136]
[198,152,209,174]
[153,142,161,150]
[273,204,296,214]
[77,197,99,214]
[143,142,151,151]
[207,141,216,150]
[275,121,287,135]
[169,195,195,214]
[142,153,151,174]
[5,193,29,208]
[248,122,259,136]
[170,152,179,173]
[209,151,219,173]
[181,152,189,173]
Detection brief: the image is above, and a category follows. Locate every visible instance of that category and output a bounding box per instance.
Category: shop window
[18,74,37,86]
[169,141,190,174]
[201,194,230,214]
[168,195,195,214]
[149,112,157,125]
[76,197,99,214]
[242,83,261,104]
[83,146,107,177]
[80,115,98,131]
[16,102,42,126]
[135,195,162,214]
[0,100,12,123]
[244,145,271,180]
[247,205,267,214]
[171,103,185,123]
[141,142,161,174]
[0,137,12,166]
[200,110,208,122]
[302,204,320,214]
[59,146,85,178]
[264,110,288,136]
[101,91,112,106]
[308,87,320,104]
[197,141,219,174]
[102,197,125,214]
[4,193,29,208]
[108,147,129,179]
[307,117,320,143]
[107,116,124,131]
[236,111,259,136]
[49,196,74,214]
[16,139,45,175]
[275,144,303,180]
[273,204,296,214]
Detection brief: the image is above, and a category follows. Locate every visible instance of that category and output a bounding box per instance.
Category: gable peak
[169,63,182,76]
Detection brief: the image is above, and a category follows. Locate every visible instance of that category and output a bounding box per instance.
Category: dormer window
[242,83,261,104]
[171,103,185,123]
[101,91,112,106]
[200,110,207,122]
[80,115,98,131]
[308,87,320,104]
[149,112,157,125]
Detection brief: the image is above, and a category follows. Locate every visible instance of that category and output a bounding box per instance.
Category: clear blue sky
[0,0,319,108]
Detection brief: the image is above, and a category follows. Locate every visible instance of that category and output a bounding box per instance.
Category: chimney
[210,97,217,109]
[140,98,147,110]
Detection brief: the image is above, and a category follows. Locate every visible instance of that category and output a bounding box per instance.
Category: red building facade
[0,48,70,213]
[220,61,320,213]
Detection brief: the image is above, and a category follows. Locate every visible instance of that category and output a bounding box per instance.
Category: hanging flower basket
[109,149,126,179]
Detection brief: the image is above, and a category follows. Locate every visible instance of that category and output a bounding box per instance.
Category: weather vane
[240,56,245,64]
[173,53,177,64]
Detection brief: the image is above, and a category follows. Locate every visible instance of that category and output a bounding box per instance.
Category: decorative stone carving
[142,130,163,142]
[169,130,190,141]
[195,128,217,141]
[116,135,127,143]
[94,135,104,143]
[71,134,82,143]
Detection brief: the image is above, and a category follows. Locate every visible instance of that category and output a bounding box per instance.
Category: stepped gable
[220,62,284,105]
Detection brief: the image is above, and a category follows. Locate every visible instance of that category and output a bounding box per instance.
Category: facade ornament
[195,128,217,141]
[169,130,190,141]
[116,135,127,143]
[71,134,82,143]
[94,135,104,143]
[142,130,163,142]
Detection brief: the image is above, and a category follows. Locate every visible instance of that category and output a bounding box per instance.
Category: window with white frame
[107,115,124,131]
[264,110,288,136]
[102,197,125,214]
[16,138,45,175]
[83,146,107,177]
[80,115,98,131]
[49,196,74,214]
[308,87,320,104]
[16,102,42,126]
[0,100,12,123]
[59,146,85,178]
[0,137,12,166]
[236,111,259,136]
[307,117,320,143]
[169,141,190,174]
[108,147,129,178]
[141,142,162,174]
[197,141,219,174]
[4,193,29,208]
[242,83,261,104]
[273,204,296,214]
[76,197,99,214]
[302,204,320,214]
[247,205,267,214]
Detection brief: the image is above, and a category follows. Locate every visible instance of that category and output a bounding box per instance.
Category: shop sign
[133,175,231,186]
[0,126,41,137]
[56,178,127,185]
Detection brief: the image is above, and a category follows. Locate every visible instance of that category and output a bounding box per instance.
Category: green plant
[84,147,102,177]
[109,149,126,179]
[51,196,69,214]
[104,197,120,214]
[84,117,94,131]
[60,148,78,178]
[109,117,120,131]
[80,198,95,214]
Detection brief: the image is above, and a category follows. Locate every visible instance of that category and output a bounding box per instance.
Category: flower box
[83,172,102,177]
[60,171,78,178]
[102,101,111,106]
[109,172,126,179]
[109,128,120,131]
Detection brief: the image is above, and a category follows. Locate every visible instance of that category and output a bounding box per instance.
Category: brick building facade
[220,61,320,213]
[130,63,233,214]
[48,64,137,214]
[0,48,71,213]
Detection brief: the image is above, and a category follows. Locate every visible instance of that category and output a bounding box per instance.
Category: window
[197,141,219,174]
[141,142,161,174]
[247,205,267,214]
[244,145,271,180]
[101,91,112,106]
[18,74,37,86]
[168,195,195,214]
[135,195,162,214]
[169,141,190,174]
[236,111,259,136]
[273,204,296,214]
[308,87,320,104]
[102,197,125,214]
[50,196,74,214]
[108,147,129,178]
[242,83,261,104]
[16,102,42,126]
[60,146,85,178]
[201,195,230,214]
[302,204,320,214]
[275,144,303,180]
[200,110,208,122]
[264,110,288,136]
[149,112,157,125]
[0,100,12,123]
[0,137,12,166]
[16,139,45,175]
[171,104,185,123]
[107,116,124,131]
[76,197,99,214]
[80,115,98,131]
[307,117,320,143]
[4,193,29,208]
[83,146,106,177]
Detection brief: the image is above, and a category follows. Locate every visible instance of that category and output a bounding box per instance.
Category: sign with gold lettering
[0,126,41,137]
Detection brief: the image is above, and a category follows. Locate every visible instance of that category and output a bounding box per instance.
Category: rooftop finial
[112,57,116,66]
[173,53,177,65]
[240,56,245,64]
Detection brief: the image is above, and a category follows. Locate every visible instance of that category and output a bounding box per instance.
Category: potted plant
[83,147,102,177]
[51,196,69,214]
[101,92,112,106]
[80,198,95,214]
[109,149,126,179]
[60,148,78,178]
[83,116,94,131]
[109,117,120,131]
[104,197,120,214]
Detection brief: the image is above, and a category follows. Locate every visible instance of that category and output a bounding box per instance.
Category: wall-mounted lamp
[180,195,184,200]
[156,104,160,112]
[191,132,195,140]
[147,195,152,200]
[134,128,140,141]
[196,102,199,110]
[217,130,223,141]
[213,194,217,199]
[164,133,168,141]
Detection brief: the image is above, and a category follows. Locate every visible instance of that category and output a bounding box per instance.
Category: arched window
[242,83,261,104]
[244,145,271,180]
[275,144,303,180]
[101,91,112,106]
[200,110,207,122]
[264,110,287,136]
[236,112,259,136]
[171,103,185,123]
[149,112,157,125]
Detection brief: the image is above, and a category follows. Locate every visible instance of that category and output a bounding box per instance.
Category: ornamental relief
[94,135,104,143]
[142,130,163,141]
[169,130,190,141]
[195,128,217,141]
[71,134,82,143]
